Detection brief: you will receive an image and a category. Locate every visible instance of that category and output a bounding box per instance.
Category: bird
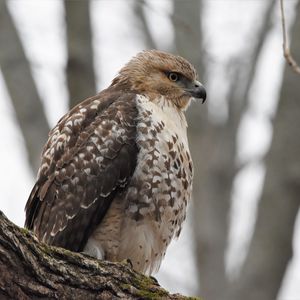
[25,50,206,275]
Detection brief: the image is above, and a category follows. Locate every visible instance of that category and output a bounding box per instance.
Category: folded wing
[25,90,139,251]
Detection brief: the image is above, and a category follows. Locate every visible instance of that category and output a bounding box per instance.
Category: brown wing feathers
[25,90,139,251]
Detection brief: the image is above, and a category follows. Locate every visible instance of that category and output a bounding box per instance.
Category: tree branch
[0,211,193,300]
[280,0,300,75]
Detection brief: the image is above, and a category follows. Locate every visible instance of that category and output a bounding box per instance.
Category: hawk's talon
[150,276,159,284]
[126,258,133,269]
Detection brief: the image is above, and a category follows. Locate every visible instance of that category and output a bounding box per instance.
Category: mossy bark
[0,211,194,300]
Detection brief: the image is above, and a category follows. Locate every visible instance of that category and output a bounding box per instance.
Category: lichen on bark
[0,211,195,300]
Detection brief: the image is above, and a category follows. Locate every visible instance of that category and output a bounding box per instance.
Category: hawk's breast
[118,94,193,274]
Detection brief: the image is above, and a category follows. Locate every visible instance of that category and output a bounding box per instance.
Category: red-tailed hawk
[25,50,206,275]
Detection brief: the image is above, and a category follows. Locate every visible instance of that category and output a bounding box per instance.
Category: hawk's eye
[168,72,179,82]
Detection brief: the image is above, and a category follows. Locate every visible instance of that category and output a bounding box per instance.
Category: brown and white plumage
[25,50,206,275]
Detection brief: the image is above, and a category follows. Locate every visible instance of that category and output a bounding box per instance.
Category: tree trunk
[133,0,157,50]
[0,211,193,300]
[64,0,96,108]
[0,0,50,173]
[229,3,300,300]
[172,2,230,297]
[172,1,276,299]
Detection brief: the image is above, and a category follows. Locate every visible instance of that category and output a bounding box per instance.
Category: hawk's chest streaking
[84,95,193,275]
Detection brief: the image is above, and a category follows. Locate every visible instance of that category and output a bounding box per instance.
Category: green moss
[121,283,132,290]
[128,273,202,299]
[130,274,169,299]
[41,244,51,253]
[19,227,31,236]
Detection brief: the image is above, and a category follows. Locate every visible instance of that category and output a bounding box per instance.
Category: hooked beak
[184,80,206,103]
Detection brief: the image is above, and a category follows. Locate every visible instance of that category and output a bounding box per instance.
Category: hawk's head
[111,50,206,110]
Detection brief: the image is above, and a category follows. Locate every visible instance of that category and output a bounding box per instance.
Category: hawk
[25,50,206,275]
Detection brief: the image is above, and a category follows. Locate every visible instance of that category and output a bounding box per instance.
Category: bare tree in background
[0,0,96,171]
[0,0,49,172]
[171,1,285,299]
[133,0,157,50]
[64,0,96,107]
[230,2,300,300]
[172,1,231,297]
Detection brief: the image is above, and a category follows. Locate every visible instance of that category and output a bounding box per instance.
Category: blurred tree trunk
[0,0,50,173]
[229,3,300,300]
[173,0,203,74]
[64,0,96,108]
[172,1,227,298]
[133,0,157,50]
[172,1,276,299]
